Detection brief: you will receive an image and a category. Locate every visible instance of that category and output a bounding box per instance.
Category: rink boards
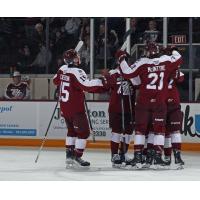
[0,101,200,150]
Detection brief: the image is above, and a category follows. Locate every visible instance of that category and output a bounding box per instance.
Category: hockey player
[53,49,105,167]
[164,68,185,167]
[4,71,30,100]
[115,42,183,168]
[144,69,185,169]
[101,67,140,167]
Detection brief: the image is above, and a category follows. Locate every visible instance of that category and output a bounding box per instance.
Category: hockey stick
[128,82,134,125]
[35,99,59,163]
[84,96,95,142]
[75,40,84,52]
[118,36,132,158]
[120,75,126,156]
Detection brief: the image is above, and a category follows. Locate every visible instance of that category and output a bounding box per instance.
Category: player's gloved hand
[98,76,109,88]
[170,45,179,52]
[99,69,113,89]
[101,69,109,77]
[115,50,127,63]
[161,47,171,55]
[161,46,179,56]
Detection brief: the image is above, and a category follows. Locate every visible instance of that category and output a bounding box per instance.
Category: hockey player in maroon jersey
[115,42,183,168]
[53,49,105,167]
[144,69,185,169]
[102,67,140,167]
[4,71,30,100]
[164,69,185,167]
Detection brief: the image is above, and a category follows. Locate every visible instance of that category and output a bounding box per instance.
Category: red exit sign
[171,35,186,44]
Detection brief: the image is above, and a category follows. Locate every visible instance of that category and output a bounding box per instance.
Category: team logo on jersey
[11,89,23,97]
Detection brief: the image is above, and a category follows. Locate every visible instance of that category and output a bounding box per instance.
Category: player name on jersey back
[60,74,70,82]
[147,65,165,73]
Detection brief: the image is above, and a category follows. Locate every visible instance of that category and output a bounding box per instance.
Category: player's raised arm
[115,50,142,79]
[162,47,183,71]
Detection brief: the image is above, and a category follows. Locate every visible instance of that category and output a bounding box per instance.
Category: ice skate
[164,156,171,166]
[65,148,74,169]
[119,153,132,166]
[73,156,90,168]
[111,154,122,168]
[152,152,168,170]
[142,149,154,169]
[130,151,143,169]
[173,149,184,170]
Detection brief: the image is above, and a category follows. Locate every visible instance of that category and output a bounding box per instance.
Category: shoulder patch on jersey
[153,59,160,65]
[130,64,136,69]
[78,69,83,73]
[68,67,87,82]
[130,57,148,69]
[77,69,86,77]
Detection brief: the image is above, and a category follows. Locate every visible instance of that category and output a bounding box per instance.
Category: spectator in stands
[143,19,160,43]
[96,22,119,69]
[4,71,30,100]
[65,17,81,36]
[33,23,45,44]
[29,23,45,58]
[123,18,143,47]
[64,18,81,48]
[24,18,41,39]
[30,43,52,74]
[16,44,34,73]
[0,18,13,53]
[52,30,66,57]
[79,18,90,40]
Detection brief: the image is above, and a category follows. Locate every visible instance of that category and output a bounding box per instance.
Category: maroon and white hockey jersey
[4,82,30,100]
[107,69,140,113]
[53,64,104,118]
[167,70,184,104]
[119,50,183,104]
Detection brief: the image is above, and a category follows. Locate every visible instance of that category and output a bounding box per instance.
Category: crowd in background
[0,17,200,75]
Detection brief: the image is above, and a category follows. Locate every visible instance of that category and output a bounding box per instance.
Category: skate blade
[65,159,74,169]
[130,163,143,170]
[72,161,90,169]
[174,164,184,170]
[152,165,170,170]
[112,163,122,168]
[142,163,151,169]
[66,162,74,169]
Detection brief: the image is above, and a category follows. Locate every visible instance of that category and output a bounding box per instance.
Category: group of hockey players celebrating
[53,41,185,170]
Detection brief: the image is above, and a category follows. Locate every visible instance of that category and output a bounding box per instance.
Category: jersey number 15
[61,82,69,102]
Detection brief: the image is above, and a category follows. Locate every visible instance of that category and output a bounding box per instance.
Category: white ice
[0,147,200,181]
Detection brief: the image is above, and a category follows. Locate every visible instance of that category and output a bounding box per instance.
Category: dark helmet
[63,49,80,65]
[144,42,160,58]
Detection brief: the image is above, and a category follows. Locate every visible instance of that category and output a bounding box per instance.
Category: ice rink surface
[0,147,200,181]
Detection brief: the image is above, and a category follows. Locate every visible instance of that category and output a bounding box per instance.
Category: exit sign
[171,35,186,44]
